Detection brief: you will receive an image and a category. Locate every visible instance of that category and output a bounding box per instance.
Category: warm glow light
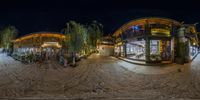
[13,32,67,43]
[99,44,114,48]
[116,42,123,46]
[41,42,62,48]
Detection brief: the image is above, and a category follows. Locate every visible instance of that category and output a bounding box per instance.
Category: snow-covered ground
[0,53,200,99]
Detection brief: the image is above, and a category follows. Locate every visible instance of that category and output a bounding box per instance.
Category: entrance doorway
[41,42,62,61]
[150,40,171,61]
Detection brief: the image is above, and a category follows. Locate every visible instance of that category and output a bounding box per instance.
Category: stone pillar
[145,37,150,63]
[124,42,127,57]
[144,20,150,63]
[176,26,187,64]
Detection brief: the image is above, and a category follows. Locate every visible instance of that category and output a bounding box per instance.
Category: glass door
[150,40,161,61]
[150,40,171,61]
[160,40,171,61]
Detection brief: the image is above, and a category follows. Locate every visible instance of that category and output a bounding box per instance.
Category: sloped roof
[13,32,67,42]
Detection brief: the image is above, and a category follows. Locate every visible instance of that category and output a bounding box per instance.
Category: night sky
[0,0,200,37]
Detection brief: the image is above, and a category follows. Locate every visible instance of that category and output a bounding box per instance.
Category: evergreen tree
[63,21,84,66]
[1,25,18,50]
[87,21,104,50]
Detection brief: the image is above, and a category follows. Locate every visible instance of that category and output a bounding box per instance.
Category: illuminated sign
[131,25,140,31]
[151,28,170,36]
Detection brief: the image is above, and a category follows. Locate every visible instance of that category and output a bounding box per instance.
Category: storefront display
[126,40,145,60]
[113,17,199,64]
[150,40,161,61]
[150,40,171,61]
[160,40,171,60]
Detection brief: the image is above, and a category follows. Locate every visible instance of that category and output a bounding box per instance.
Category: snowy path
[0,53,200,99]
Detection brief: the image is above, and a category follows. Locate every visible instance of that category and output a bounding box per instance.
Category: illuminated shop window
[126,39,146,60]
[190,42,198,59]
[150,40,160,55]
[150,40,171,61]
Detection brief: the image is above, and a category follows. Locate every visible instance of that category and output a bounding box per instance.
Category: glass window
[190,45,198,58]
[150,40,171,61]
[126,39,146,60]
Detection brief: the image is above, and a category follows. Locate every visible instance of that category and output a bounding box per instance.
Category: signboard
[151,28,171,36]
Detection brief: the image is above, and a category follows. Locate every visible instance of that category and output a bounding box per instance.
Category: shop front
[12,32,67,62]
[149,39,172,62]
[186,27,199,60]
[113,17,181,64]
[125,38,173,63]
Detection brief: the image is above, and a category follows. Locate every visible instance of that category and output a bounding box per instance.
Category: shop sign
[151,28,171,36]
